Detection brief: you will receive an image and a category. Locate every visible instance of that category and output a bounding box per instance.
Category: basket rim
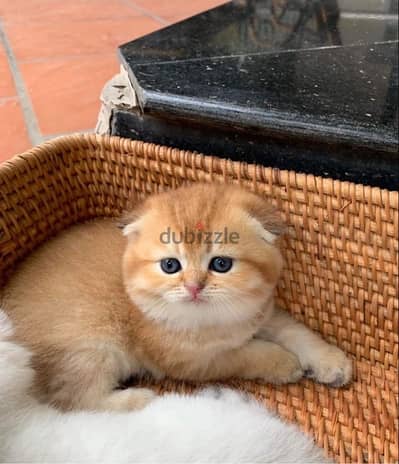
[1,133,398,207]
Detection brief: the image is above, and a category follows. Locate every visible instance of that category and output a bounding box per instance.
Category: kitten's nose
[184,282,204,300]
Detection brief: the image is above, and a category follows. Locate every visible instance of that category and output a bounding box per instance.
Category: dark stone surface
[112,109,398,189]
[117,0,399,189]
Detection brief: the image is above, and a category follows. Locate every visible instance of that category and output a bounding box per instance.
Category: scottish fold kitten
[2,184,352,412]
[0,313,330,463]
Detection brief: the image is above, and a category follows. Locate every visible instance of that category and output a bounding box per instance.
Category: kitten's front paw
[243,341,303,385]
[251,341,303,384]
[268,350,304,384]
[304,345,352,387]
[103,387,157,411]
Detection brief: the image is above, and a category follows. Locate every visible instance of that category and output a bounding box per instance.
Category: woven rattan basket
[0,134,397,463]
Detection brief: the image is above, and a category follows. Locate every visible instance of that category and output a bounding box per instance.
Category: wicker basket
[0,134,397,463]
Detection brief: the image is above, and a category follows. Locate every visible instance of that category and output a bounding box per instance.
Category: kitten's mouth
[184,295,207,304]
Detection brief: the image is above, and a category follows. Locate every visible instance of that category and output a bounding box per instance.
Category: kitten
[0,312,331,464]
[2,184,352,412]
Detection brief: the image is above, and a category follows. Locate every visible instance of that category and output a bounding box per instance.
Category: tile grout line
[0,19,43,146]
[121,0,170,26]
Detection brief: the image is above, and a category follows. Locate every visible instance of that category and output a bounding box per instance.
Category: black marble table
[115,0,398,190]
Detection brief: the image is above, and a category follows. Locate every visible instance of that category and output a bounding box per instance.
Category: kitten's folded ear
[118,204,146,238]
[244,196,286,244]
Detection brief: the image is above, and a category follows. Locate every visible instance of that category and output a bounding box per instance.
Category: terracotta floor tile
[132,0,226,22]
[0,0,225,147]
[4,15,162,61]
[20,54,120,135]
[0,99,30,162]
[0,0,142,22]
[0,45,16,98]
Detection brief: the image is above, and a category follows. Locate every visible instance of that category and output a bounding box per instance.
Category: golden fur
[2,184,352,412]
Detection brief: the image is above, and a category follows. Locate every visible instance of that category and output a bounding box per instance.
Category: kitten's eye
[160,258,182,274]
[209,257,233,273]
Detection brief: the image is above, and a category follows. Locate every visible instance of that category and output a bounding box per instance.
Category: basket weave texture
[0,134,398,463]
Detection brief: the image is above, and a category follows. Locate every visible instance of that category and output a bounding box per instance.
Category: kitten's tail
[0,309,14,339]
[0,309,34,403]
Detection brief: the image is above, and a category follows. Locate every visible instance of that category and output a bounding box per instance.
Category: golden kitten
[2,184,352,412]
